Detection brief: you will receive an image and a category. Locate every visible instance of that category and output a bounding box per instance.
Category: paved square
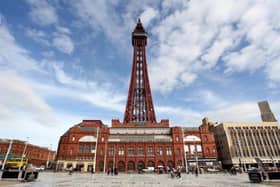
[1,172,279,187]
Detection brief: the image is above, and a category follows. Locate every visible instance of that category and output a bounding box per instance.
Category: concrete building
[209,121,280,169]
[258,101,277,122]
[0,139,55,167]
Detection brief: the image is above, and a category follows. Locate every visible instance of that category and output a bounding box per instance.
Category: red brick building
[0,139,55,167]
[56,20,218,172]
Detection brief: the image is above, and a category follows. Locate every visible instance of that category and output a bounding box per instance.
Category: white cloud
[0,109,84,150]
[25,27,50,46]
[41,50,54,58]
[71,0,126,45]
[147,0,280,93]
[157,101,280,125]
[266,58,280,82]
[26,0,58,26]
[157,105,202,125]
[139,7,158,27]
[56,26,71,34]
[48,63,126,112]
[0,21,39,71]
[0,71,55,126]
[206,102,262,122]
[52,34,75,54]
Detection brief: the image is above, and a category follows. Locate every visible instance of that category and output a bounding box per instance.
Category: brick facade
[56,120,218,172]
[0,139,55,167]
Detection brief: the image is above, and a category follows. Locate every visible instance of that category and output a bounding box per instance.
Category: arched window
[148,160,154,167]
[128,161,135,171]
[138,161,145,171]
[167,160,174,168]
[157,160,164,167]
[118,161,125,172]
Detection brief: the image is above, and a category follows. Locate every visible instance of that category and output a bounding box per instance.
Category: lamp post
[113,144,116,170]
[93,127,99,173]
[21,137,29,164]
[46,144,52,169]
[18,137,29,180]
[191,137,199,175]
[103,137,108,173]
[1,140,13,170]
[195,148,199,175]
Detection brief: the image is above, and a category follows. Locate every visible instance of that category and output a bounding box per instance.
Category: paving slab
[1,172,279,187]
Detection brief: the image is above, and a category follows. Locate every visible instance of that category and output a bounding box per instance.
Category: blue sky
[0,0,280,150]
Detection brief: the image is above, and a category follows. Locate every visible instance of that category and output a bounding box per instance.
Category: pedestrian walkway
[1,172,279,187]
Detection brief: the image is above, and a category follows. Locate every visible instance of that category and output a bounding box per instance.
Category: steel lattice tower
[123,19,156,124]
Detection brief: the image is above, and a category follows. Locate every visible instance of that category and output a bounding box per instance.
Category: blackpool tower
[123,19,156,124]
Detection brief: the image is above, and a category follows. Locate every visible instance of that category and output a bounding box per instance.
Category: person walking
[114,167,118,175]
[195,167,198,177]
[69,166,73,175]
[176,167,181,178]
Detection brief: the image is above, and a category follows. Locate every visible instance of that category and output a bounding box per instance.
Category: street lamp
[190,137,199,175]
[1,140,13,170]
[18,137,29,180]
[21,137,30,164]
[195,148,199,175]
[46,144,52,169]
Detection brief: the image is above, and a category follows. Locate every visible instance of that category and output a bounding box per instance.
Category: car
[35,165,45,171]
[142,167,154,173]
[207,167,219,173]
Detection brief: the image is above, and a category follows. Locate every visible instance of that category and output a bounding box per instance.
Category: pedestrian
[69,166,73,175]
[107,168,110,176]
[170,169,175,178]
[114,167,118,175]
[176,167,181,178]
[195,167,198,177]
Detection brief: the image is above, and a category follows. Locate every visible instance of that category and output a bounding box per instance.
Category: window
[109,147,114,156]
[177,148,181,156]
[166,147,172,156]
[196,145,202,152]
[128,147,134,156]
[92,144,96,151]
[190,145,195,154]
[79,145,83,153]
[70,149,73,155]
[184,145,189,152]
[118,147,124,156]
[204,135,208,141]
[138,147,144,155]
[157,147,163,156]
[147,146,153,155]
[100,149,104,156]
[72,136,75,142]
[84,145,90,153]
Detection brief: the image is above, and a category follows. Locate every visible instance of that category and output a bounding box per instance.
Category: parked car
[142,167,154,173]
[35,165,45,171]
